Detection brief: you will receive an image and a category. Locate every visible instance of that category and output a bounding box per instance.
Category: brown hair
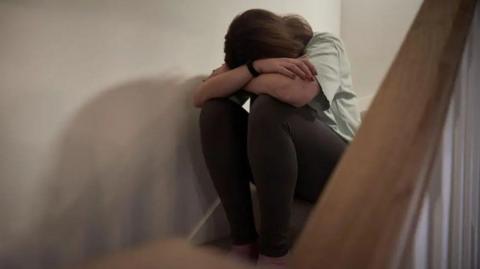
[224,9,313,68]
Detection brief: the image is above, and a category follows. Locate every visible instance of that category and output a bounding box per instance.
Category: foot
[256,253,289,269]
[228,242,259,264]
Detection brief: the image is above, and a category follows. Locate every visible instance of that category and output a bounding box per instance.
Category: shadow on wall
[0,75,221,269]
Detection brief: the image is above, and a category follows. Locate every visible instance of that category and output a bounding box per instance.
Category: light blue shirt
[304,32,361,142]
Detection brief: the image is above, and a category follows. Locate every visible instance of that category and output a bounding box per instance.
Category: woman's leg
[247,95,347,258]
[199,98,258,247]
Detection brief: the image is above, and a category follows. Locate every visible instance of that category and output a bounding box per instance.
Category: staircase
[78,0,480,268]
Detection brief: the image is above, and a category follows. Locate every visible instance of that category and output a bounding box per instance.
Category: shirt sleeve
[304,34,343,109]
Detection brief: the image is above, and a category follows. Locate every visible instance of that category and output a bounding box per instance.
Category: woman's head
[224,9,313,69]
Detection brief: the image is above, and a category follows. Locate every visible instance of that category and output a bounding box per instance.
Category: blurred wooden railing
[292,0,477,268]
[78,0,478,269]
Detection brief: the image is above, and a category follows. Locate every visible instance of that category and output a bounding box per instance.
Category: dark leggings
[199,94,347,257]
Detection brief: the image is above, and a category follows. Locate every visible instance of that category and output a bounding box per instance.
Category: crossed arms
[193,57,320,108]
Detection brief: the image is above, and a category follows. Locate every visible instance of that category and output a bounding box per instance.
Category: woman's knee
[199,98,238,127]
[249,95,291,128]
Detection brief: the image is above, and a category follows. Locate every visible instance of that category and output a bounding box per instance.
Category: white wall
[0,0,340,267]
[340,0,423,110]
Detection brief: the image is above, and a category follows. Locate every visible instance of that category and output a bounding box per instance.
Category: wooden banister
[291,0,477,269]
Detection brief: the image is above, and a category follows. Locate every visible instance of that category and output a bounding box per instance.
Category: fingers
[284,58,315,80]
[289,59,315,80]
[256,57,317,80]
[278,67,296,79]
[220,63,231,72]
[284,62,308,80]
[299,56,318,76]
[210,69,220,77]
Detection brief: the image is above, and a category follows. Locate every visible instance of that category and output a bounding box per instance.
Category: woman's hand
[205,63,230,80]
[194,63,253,107]
[253,56,317,81]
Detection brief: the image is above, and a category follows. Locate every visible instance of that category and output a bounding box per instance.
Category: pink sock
[228,242,259,263]
[257,253,289,269]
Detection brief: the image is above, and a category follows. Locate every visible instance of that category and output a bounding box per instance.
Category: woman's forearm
[244,74,288,96]
[193,64,253,107]
[244,74,296,104]
[244,73,319,107]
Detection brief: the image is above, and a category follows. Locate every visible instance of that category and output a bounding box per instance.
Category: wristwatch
[246,60,260,77]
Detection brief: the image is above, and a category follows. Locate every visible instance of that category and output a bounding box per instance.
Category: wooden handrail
[291,0,477,269]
